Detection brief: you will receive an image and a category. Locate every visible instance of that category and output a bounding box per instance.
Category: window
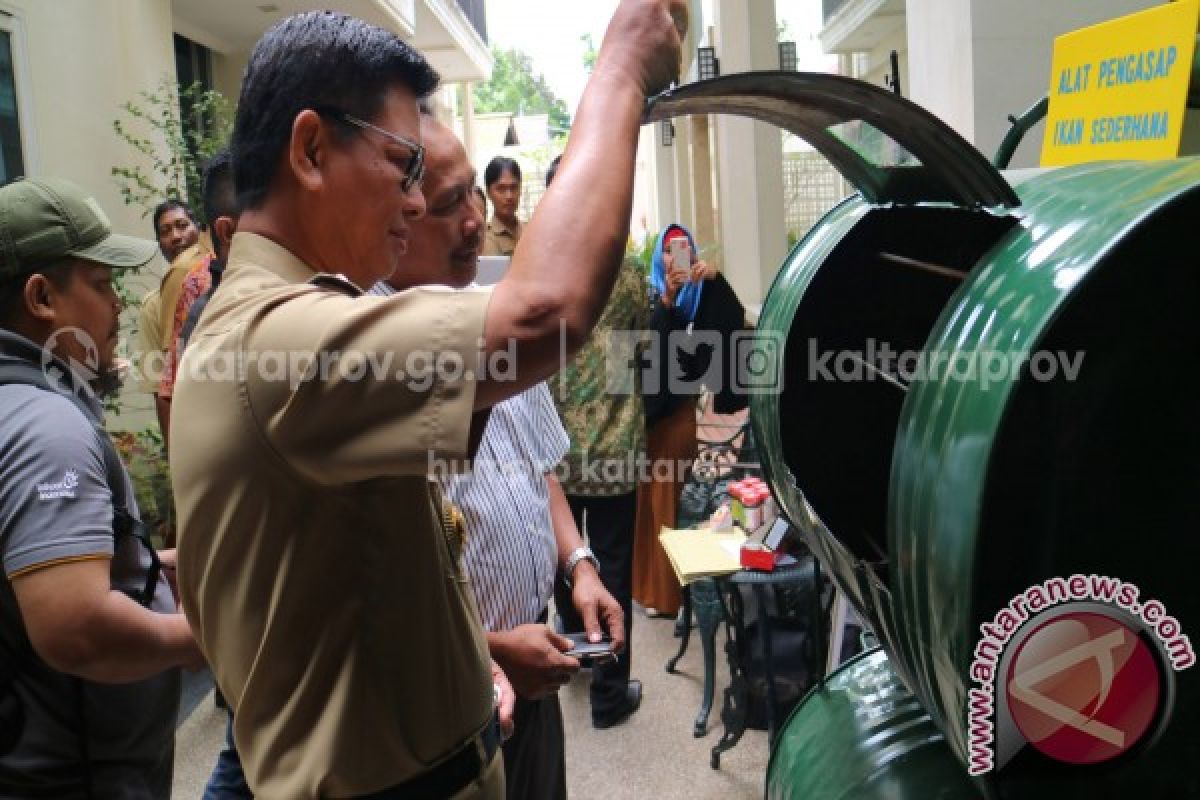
[173,34,214,161]
[827,119,919,168]
[0,14,26,186]
[174,33,212,94]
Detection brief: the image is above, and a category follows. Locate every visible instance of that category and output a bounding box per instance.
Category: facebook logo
[604,330,656,396]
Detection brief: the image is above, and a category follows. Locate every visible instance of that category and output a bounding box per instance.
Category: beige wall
[907,0,973,140]
[970,0,1160,168]
[7,0,175,242]
[907,0,1161,168]
[211,48,249,104]
[859,27,907,91]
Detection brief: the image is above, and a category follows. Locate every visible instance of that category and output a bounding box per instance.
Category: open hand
[690,259,716,283]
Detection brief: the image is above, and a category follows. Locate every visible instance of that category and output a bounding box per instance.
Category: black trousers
[502,693,566,800]
[554,491,637,719]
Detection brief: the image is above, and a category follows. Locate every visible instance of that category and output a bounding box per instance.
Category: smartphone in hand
[564,632,617,666]
[669,236,691,283]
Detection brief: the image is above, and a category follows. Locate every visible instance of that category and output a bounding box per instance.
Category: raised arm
[476,0,687,408]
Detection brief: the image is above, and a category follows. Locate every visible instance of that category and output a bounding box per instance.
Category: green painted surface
[766,648,981,800]
[755,156,1200,795]
[889,157,1200,765]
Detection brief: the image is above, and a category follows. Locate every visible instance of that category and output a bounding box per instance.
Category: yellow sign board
[1041,0,1199,166]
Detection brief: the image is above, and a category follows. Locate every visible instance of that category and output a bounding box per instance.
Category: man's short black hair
[231,11,440,210]
[151,199,194,237]
[545,155,562,188]
[202,149,238,226]
[484,157,522,189]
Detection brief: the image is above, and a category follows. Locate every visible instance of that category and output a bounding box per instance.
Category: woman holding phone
[633,223,745,618]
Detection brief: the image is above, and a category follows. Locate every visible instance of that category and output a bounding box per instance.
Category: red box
[739,543,776,572]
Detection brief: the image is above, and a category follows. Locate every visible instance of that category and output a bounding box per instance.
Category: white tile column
[713,0,787,306]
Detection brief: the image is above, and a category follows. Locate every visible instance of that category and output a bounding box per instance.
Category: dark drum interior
[975,191,1200,788]
[780,207,1017,577]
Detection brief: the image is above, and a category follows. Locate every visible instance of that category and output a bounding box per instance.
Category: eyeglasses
[316,108,425,193]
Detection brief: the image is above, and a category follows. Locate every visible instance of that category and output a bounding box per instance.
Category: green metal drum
[766,648,980,800]
[647,73,1200,796]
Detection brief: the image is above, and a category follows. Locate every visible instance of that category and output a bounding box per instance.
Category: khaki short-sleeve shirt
[171,233,495,798]
[481,217,522,257]
[134,289,164,394]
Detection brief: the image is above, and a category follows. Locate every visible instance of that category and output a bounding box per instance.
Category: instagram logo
[732,330,783,394]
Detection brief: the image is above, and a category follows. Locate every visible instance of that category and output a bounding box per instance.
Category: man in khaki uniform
[132,287,164,396]
[481,157,524,257]
[171,5,686,798]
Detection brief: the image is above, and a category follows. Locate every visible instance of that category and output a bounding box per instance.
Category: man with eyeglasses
[370,113,627,800]
[170,5,685,800]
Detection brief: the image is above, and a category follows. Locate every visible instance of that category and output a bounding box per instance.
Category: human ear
[289,109,327,193]
[213,216,236,251]
[23,274,57,323]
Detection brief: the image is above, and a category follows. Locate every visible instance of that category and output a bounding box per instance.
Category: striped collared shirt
[369,281,570,630]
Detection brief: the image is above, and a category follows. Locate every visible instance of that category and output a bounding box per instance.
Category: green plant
[108,78,231,418]
[111,77,233,225]
[625,233,658,278]
[473,47,572,132]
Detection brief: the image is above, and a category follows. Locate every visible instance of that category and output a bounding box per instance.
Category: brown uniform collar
[487,216,521,240]
[226,232,317,285]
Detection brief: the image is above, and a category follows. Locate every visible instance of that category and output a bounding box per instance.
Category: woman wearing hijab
[633,223,746,617]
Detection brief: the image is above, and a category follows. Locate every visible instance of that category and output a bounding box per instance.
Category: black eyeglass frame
[314,107,426,193]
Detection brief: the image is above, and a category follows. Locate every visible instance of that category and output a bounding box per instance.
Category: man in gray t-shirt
[0,178,203,798]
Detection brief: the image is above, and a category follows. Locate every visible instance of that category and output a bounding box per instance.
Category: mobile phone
[564,632,616,665]
[669,236,690,276]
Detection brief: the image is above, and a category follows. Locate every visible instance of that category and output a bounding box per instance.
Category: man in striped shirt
[370,113,627,800]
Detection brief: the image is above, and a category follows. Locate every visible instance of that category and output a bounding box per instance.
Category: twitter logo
[668,330,722,394]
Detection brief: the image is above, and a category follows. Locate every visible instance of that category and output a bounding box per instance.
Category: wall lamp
[697,46,719,80]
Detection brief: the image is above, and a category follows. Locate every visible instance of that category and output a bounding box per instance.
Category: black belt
[353,711,502,799]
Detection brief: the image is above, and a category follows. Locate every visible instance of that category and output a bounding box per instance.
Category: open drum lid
[644,71,1021,209]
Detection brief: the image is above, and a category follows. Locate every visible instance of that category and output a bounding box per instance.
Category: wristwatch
[563,546,600,588]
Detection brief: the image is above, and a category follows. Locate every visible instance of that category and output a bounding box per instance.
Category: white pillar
[669,108,694,235]
[906,0,976,142]
[687,115,717,255]
[650,119,680,241]
[461,81,476,166]
[713,0,787,305]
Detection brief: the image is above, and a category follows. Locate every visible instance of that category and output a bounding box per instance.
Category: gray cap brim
[68,232,159,270]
